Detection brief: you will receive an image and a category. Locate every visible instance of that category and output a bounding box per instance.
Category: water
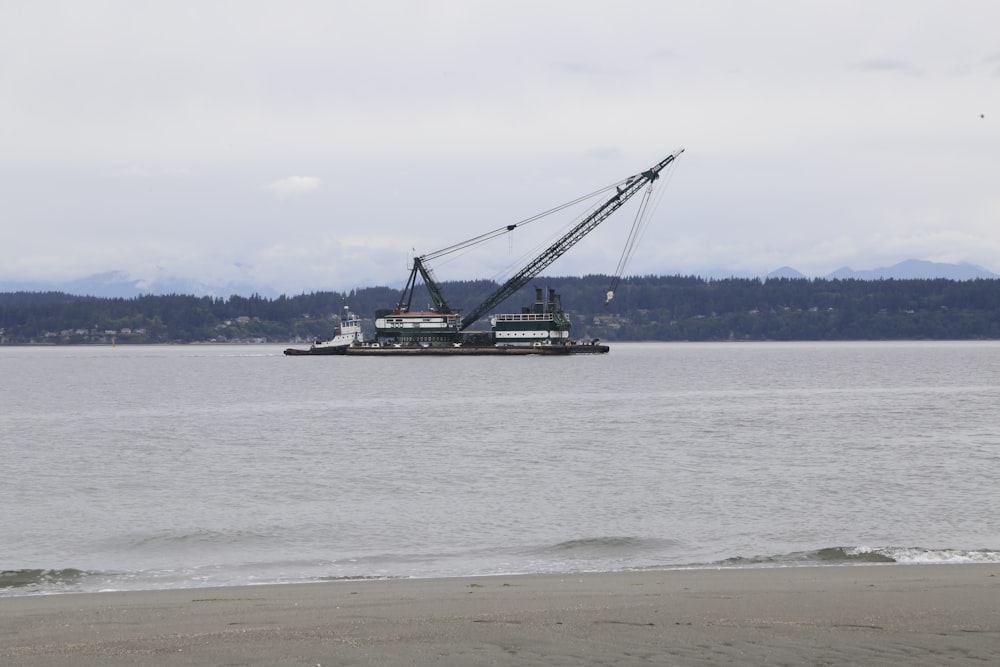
[3,341,999,596]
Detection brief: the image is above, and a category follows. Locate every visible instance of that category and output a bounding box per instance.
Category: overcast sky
[2,1,998,294]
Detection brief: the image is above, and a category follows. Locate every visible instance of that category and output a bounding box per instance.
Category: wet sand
[2,564,998,666]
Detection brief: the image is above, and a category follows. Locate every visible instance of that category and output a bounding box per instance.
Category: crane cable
[493,162,677,292]
[605,159,680,305]
[419,181,622,263]
[412,156,680,301]
[486,204,592,284]
[420,177,636,283]
[606,187,653,302]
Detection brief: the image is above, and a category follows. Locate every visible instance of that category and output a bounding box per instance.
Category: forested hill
[2,275,1000,344]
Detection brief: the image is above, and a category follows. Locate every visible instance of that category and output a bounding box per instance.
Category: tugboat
[283,308,363,356]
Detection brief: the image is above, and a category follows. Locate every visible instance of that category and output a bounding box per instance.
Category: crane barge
[285,149,683,356]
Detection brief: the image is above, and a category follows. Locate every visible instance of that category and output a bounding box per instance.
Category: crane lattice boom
[458,149,683,330]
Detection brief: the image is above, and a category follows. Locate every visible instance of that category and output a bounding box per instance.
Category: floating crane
[285,149,684,355]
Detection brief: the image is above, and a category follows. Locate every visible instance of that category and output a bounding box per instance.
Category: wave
[120,526,292,550]
[713,546,1000,567]
[543,536,680,555]
[6,545,999,598]
[0,568,92,590]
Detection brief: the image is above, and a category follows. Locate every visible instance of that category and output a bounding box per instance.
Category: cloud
[115,165,194,178]
[583,147,622,160]
[266,176,321,197]
[985,52,1000,77]
[850,58,923,76]
[119,165,149,178]
[3,2,1000,292]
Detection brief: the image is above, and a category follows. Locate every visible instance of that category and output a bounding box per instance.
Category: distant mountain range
[766,259,999,281]
[1,260,996,298]
[0,271,281,300]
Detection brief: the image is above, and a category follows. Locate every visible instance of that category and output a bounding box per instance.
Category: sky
[2,1,999,295]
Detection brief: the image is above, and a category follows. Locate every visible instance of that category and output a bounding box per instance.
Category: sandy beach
[2,564,998,666]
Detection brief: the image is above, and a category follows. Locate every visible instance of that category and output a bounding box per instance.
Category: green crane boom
[458,149,683,330]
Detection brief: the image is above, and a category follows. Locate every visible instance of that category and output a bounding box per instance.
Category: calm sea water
[3,341,999,596]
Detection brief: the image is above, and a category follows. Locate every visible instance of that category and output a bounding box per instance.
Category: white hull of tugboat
[283,312,364,356]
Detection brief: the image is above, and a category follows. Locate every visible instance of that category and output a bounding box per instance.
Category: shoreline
[3,564,998,665]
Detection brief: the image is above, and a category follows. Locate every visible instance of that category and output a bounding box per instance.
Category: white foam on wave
[847,546,1000,564]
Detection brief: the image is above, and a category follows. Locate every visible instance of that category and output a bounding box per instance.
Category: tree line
[2,275,1000,344]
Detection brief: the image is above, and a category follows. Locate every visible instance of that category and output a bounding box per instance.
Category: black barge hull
[283,344,609,356]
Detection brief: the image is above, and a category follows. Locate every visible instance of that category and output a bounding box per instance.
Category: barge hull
[283,344,609,356]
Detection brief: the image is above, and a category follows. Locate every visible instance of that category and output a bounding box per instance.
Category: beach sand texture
[2,565,998,666]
